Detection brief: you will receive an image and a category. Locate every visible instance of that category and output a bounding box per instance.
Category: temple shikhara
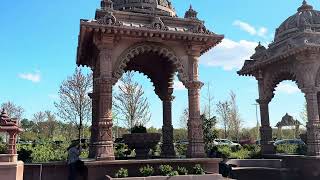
[76,0,223,160]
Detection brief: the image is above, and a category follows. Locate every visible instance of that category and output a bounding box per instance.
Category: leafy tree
[54,68,92,141]
[113,72,151,129]
[202,114,218,146]
[1,101,24,120]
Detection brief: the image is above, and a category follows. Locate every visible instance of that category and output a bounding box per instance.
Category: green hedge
[17,142,89,163]
[215,145,261,159]
[276,144,307,155]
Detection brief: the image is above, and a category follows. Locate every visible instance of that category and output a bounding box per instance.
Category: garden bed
[106,174,225,180]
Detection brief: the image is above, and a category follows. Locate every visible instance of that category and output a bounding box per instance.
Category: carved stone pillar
[187,81,205,158]
[186,51,205,158]
[8,132,17,154]
[256,99,274,154]
[304,89,320,156]
[161,92,175,158]
[90,46,115,160]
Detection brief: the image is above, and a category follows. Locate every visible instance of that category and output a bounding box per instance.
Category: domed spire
[297,0,313,12]
[184,4,198,19]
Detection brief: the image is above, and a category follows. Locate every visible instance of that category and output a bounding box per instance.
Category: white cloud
[275,82,301,94]
[173,81,186,91]
[233,20,268,38]
[200,38,257,70]
[18,71,41,83]
[233,20,256,35]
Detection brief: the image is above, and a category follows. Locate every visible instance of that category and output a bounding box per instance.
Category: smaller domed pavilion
[238,0,320,156]
[276,113,302,139]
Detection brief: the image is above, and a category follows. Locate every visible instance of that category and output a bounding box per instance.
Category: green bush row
[214,145,261,159]
[115,164,205,178]
[16,142,88,163]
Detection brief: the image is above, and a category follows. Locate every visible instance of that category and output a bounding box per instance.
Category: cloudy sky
[0,0,314,128]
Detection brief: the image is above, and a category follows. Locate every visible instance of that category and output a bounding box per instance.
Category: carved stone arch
[112,42,188,86]
[265,67,302,100]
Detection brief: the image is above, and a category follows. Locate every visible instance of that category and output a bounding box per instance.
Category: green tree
[202,114,218,147]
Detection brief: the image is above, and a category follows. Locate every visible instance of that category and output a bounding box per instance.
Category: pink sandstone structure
[0,109,24,180]
[238,0,320,156]
[76,0,223,160]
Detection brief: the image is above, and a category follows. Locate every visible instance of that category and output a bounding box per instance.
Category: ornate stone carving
[147,17,168,31]
[113,43,188,86]
[184,5,198,19]
[97,12,117,25]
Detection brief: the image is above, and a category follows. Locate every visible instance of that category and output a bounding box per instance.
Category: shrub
[175,143,187,157]
[193,164,205,175]
[177,166,188,175]
[168,171,179,176]
[139,165,154,177]
[276,144,306,155]
[115,168,128,178]
[0,143,7,154]
[159,165,173,176]
[229,149,250,159]
[217,145,232,158]
[131,125,147,134]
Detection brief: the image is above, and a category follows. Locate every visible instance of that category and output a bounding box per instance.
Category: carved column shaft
[7,132,17,154]
[161,95,175,158]
[257,77,274,154]
[186,52,205,158]
[90,47,115,160]
[304,90,320,156]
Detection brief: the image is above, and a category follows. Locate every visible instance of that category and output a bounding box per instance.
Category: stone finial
[184,5,198,19]
[297,0,313,12]
[255,42,266,52]
[1,108,9,119]
[250,42,267,60]
[101,0,113,10]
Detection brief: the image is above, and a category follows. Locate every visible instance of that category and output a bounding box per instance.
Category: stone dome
[275,0,320,42]
[112,0,176,17]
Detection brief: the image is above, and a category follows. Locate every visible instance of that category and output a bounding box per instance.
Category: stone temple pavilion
[238,0,320,156]
[76,0,223,160]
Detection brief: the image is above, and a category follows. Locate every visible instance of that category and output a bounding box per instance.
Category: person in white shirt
[67,142,81,180]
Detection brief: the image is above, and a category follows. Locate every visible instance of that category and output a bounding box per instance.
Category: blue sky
[0,0,314,128]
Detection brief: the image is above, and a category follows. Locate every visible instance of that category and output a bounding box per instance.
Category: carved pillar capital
[186,81,204,90]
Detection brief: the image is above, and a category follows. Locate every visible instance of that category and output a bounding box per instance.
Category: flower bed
[106,174,225,180]
[106,164,226,180]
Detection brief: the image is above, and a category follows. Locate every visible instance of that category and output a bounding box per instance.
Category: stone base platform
[0,161,24,180]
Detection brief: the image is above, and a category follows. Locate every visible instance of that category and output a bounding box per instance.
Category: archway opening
[269,80,306,154]
[112,50,185,158]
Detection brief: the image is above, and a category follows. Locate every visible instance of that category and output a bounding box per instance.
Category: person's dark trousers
[68,162,77,180]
